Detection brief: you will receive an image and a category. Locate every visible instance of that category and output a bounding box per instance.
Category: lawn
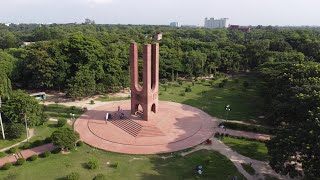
[96,96,130,102]
[43,104,83,120]
[0,121,59,150]
[0,146,245,180]
[159,75,264,122]
[222,136,270,161]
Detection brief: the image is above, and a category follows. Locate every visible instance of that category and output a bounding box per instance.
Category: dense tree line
[258,62,320,179]
[1,23,320,99]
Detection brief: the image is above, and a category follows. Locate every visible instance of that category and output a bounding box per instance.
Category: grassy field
[0,146,245,180]
[43,104,83,120]
[222,136,269,161]
[159,76,264,122]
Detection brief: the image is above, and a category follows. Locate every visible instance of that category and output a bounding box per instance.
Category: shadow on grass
[140,150,246,180]
[222,137,269,161]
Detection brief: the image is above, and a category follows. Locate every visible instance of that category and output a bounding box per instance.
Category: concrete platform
[74,100,218,154]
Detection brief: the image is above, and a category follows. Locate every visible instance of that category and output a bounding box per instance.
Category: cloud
[87,0,113,4]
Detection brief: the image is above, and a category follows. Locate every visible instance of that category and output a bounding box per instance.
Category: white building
[204,18,229,28]
[170,22,180,27]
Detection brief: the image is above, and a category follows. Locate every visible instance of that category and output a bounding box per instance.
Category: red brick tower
[130,43,159,121]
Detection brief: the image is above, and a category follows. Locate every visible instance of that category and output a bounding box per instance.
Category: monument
[130,43,159,121]
[74,42,215,154]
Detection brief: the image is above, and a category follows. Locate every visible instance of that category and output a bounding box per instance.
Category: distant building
[153,33,162,40]
[204,17,229,28]
[170,22,180,27]
[229,25,251,32]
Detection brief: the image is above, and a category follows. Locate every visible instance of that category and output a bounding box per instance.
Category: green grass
[0,121,59,150]
[241,163,255,175]
[0,146,245,180]
[44,104,83,119]
[222,136,269,161]
[223,122,273,135]
[96,96,130,102]
[0,134,26,150]
[28,121,60,143]
[159,76,264,122]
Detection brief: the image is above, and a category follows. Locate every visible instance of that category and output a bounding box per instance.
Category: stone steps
[109,113,143,137]
[137,126,165,137]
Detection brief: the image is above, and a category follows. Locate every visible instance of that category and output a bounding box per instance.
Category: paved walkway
[181,138,291,180]
[0,129,35,152]
[0,143,56,167]
[75,100,216,154]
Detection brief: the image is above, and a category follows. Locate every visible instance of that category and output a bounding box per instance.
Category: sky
[0,0,319,26]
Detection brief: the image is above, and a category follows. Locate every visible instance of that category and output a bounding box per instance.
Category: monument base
[74,100,217,154]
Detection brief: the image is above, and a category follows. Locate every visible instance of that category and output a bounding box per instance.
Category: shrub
[27,154,38,161]
[209,80,215,86]
[179,92,186,96]
[8,146,18,154]
[90,100,95,104]
[234,79,239,83]
[201,79,206,83]
[87,158,99,169]
[93,173,107,180]
[178,81,183,85]
[40,151,51,158]
[57,118,67,127]
[44,137,52,143]
[162,84,168,91]
[222,122,272,134]
[32,140,44,147]
[218,83,225,88]
[109,162,118,168]
[2,173,17,180]
[16,158,25,165]
[22,142,31,149]
[2,162,12,170]
[222,79,228,83]
[185,87,192,92]
[243,81,250,88]
[0,152,6,157]
[76,141,84,147]
[7,123,25,139]
[51,148,61,154]
[66,172,80,180]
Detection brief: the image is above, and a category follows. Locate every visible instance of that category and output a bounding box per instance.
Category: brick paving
[74,100,217,154]
[0,143,56,167]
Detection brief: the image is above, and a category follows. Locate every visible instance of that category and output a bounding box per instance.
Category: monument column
[130,43,159,121]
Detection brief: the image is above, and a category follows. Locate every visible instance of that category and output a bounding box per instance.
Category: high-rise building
[170,22,180,27]
[204,18,229,28]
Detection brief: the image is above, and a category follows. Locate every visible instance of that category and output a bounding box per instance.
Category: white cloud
[87,0,113,4]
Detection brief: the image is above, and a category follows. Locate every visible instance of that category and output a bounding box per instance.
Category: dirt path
[0,129,35,152]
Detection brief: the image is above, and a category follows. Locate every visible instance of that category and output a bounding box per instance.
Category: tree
[6,123,25,139]
[0,30,18,49]
[67,66,97,99]
[51,128,79,150]
[2,90,45,126]
[258,62,320,178]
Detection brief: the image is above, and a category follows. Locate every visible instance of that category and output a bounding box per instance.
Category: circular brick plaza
[74,100,218,154]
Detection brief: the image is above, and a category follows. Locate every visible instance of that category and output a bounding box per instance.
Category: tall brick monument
[130,43,159,121]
